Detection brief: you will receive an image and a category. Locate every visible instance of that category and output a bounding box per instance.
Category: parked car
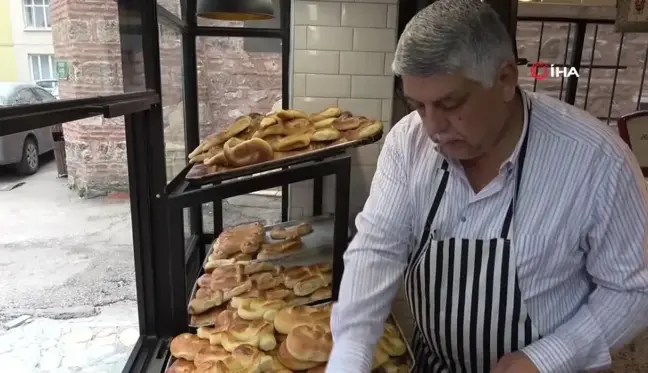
[35,79,59,98]
[0,82,56,175]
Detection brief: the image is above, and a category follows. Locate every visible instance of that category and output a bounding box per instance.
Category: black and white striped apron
[404,100,540,373]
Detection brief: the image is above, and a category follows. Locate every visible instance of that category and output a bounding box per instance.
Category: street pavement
[0,159,281,372]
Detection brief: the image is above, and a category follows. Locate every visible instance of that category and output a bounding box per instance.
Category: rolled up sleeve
[522,150,648,373]
[326,126,413,373]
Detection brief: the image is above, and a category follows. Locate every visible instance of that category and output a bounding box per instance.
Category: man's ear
[496,60,519,102]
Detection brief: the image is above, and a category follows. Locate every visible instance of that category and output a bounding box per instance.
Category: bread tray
[164,302,414,373]
[185,130,382,186]
[187,214,345,317]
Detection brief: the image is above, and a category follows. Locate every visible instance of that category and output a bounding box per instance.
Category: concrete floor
[0,158,281,372]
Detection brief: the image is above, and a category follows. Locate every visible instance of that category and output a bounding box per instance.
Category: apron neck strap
[500,92,532,239]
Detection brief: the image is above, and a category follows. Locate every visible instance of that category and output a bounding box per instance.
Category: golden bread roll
[332,117,362,131]
[273,305,331,335]
[376,361,410,373]
[194,344,230,366]
[277,341,320,370]
[257,238,302,260]
[293,273,332,297]
[309,287,332,302]
[196,116,254,154]
[285,324,332,362]
[237,298,287,321]
[310,107,341,123]
[283,118,314,136]
[222,137,274,168]
[232,253,253,261]
[204,150,229,167]
[379,323,407,356]
[306,365,327,373]
[260,115,280,129]
[170,333,211,361]
[249,271,284,291]
[209,273,246,292]
[190,146,220,164]
[189,287,225,314]
[269,222,313,240]
[311,127,341,142]
[283,264,330,289]
[232,285,293,304]
[190,304,228,327]
[194,344,273,373]
[313,117,337,129]
[166,358,195,373]
[213,319,277,352]
[372,345,390,370]
[212,223,264,255]
[244,262,277,275]
[276,109,308,120]
[356,120,384,140]
[339,111,353,119]
[271,133,311,152]
[204,258,237,273]
[285,295,312,306]
[253,123,286,138]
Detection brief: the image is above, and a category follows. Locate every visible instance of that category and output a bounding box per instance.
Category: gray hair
[392,0,515,87]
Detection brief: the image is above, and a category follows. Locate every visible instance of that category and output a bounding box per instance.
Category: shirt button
[460,216,467,222]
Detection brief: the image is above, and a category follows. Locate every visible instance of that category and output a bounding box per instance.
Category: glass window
[23,0,51,28]
[29,54,55,82]
[13,88,39,105]
[157,0,182,18]
[31,87,56,102]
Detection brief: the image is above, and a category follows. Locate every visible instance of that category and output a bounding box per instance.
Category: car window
[12,89,38,105]
[31,88,56,102]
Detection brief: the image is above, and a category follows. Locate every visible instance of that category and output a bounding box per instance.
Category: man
[325,1,648,373]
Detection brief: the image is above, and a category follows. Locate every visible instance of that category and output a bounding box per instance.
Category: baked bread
[189,287,225,314]
[375,361,410,373]
[311,127,341,142]
[313,117,337,129]
[276,340,320,370]
[293,273,332,297]
[170,333,211,361]
[257,238,302,260]
[379,323,407,357]
[244,262,278,275]
[236,298,287,322]
[194,344,273,373]
[223,137,274,168]
[372,345,390,370]
[212,223,264,255]
[166,358,195,373]
[249,271,284,291]
[306,365,327,373]
[212,319,277,352]
[276,109,308,120]
[285,324,333,362]
[285,294,312,306]
[310,107,341,123]
[273,305,331,334]
[190,304,229,327]
[194,344,230,366]
[260,115,281,129]
[308,287,332,302]
[269,222,313,240]
[332,117,362,131]
[271,133,311,152]
[253,123,286,138]
[283,263,331,289]
[283,118,314,136]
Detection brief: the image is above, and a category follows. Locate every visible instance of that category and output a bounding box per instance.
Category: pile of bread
[189,259,333,319]
[187,107,384,173]
[167,303,410,373]
[206,221,314,263]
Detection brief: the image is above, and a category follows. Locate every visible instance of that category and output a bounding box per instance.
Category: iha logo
[529,62,580,81]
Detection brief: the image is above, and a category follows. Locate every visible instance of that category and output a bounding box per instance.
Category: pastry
[190,305,228,327]
[212,223,264,256]
[311,127,341,142]
[189,287,225,314]
[211,319,277,352]
[283,118,314,136]
[285,324,333,362]
[306,365,327,373]
[310,107,341,123]
[332,117,362,131]
[166,358,195,373]
[313,117,337,129]
[170,333,211,361]
[308,287,332,302]
[273,305,331,335]
[193,344,230,366]
[257,238,302,260]
[260,115,281,129]
[276,109,308,121]
[293,273,332,297]
[271,133,311,152]
[194,344,273,373]
[236,298,287,321]
[372,345,390,370]
[223,137,274,168]
[249,271,284,291]
[276,340,320,370]
[269,222,313,240]
[283,263,331,289]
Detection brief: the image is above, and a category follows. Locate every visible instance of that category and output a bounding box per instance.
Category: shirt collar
[438,89,530,175]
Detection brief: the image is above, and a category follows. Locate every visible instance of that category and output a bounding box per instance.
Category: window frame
[28,54,56,82]
[23,0,51,30]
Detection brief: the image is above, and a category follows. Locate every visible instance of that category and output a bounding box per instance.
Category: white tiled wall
[289,0,414,339]
[290,0,398,222]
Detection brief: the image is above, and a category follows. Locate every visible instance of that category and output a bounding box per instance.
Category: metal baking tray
[165,302,413,373]
[184,130,382,186]
[187,215,343,318]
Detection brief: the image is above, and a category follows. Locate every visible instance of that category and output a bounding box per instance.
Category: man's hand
[491,351,540,373]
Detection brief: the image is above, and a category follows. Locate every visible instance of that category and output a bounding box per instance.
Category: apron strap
[500,96,532,239]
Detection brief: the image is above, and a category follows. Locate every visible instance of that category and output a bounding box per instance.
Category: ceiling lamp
[197,0,275,20]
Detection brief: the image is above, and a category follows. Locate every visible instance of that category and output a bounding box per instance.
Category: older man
[325,1,648,373]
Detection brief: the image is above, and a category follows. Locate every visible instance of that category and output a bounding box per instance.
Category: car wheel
[17,137,39,175]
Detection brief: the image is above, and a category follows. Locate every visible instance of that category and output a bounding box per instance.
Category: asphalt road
[0,160,281,322]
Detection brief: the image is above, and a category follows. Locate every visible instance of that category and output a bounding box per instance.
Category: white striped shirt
[327,91,648,373]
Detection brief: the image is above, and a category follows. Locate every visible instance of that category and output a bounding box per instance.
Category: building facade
[7,0,55,83]
[0,0,18,81]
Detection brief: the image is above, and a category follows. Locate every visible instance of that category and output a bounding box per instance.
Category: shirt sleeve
[326,127,413,373]
[522,149,648,373]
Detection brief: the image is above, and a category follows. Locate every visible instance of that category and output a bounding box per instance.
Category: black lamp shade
[197,0,275,20]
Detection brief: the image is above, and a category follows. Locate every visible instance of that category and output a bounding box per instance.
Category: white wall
[8,0,54,82]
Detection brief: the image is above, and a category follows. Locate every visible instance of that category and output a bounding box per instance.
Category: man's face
[401,63,517,160]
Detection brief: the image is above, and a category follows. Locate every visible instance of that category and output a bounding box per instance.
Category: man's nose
[422,105,450,134]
